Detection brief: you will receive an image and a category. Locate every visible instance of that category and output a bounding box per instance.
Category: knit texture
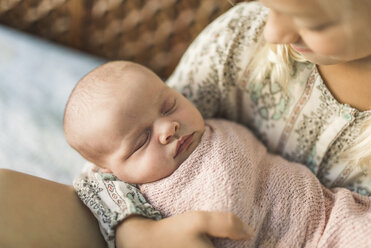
[140,119,371,247]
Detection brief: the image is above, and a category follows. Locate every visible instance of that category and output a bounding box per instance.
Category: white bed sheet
[0,25,106,184]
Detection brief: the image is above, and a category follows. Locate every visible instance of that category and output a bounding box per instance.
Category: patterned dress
[74,2,371,246]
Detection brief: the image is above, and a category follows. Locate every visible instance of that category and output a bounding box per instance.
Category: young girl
[1,0,370,247]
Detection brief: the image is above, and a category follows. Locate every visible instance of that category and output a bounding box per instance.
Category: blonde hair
[248,39,371,175]
[248,37,307,89]
[341,117,371,175]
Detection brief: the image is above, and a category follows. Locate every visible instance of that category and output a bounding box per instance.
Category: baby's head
[64,61,205,184]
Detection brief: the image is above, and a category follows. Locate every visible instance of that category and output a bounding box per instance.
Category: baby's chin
[124,167,180,185]
[139,132,204,184]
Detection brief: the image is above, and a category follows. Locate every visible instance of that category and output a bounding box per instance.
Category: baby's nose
[159,121,179,144]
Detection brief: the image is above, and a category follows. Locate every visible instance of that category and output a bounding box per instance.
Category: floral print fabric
[74,163,162,247]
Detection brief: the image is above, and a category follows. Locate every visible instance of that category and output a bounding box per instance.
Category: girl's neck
[317,58,371,112]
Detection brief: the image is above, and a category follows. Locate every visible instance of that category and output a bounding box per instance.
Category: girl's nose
[158,120,180,144]
[264,10,300,44]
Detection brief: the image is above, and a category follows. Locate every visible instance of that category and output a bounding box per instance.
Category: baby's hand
[116,211,254,248]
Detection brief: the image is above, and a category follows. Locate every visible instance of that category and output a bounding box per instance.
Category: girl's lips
[290,44,313,53]
[174,133,194,158]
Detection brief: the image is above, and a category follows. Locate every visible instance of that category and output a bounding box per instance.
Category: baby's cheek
[140,154,165,180]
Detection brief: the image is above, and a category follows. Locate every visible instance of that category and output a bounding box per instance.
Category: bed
[0,25,105,184]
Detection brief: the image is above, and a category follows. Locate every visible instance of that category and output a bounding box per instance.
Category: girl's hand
[116,211,254,248]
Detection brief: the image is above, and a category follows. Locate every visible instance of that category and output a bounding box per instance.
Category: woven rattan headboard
[0,0,246,78]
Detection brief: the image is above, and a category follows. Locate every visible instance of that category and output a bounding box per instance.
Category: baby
[65,61,336,248]
[64,60,205,184]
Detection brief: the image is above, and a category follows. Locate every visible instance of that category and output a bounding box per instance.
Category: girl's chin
[301,54,343,65]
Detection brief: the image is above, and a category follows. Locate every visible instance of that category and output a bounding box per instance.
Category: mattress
[0,25,106,184]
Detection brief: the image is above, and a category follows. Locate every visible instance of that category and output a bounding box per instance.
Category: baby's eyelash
[142,128,152,147]
[162,98,177,115]
[134,128,151,153]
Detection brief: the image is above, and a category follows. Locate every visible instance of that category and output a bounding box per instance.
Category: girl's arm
[0,169,106,248]
[0,169,251,248]
[115,212,252,248]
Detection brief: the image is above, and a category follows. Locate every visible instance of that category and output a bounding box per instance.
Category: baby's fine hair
[63,61,134,155]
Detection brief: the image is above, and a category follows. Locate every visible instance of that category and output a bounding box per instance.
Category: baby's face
[89,64,205,184]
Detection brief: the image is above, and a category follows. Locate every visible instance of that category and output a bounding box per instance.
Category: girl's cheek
[302,32,347,56]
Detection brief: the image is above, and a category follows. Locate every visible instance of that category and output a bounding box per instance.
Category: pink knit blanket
[140,119,371,248]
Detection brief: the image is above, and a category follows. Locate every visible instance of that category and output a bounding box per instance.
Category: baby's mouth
[174,132,194,158]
